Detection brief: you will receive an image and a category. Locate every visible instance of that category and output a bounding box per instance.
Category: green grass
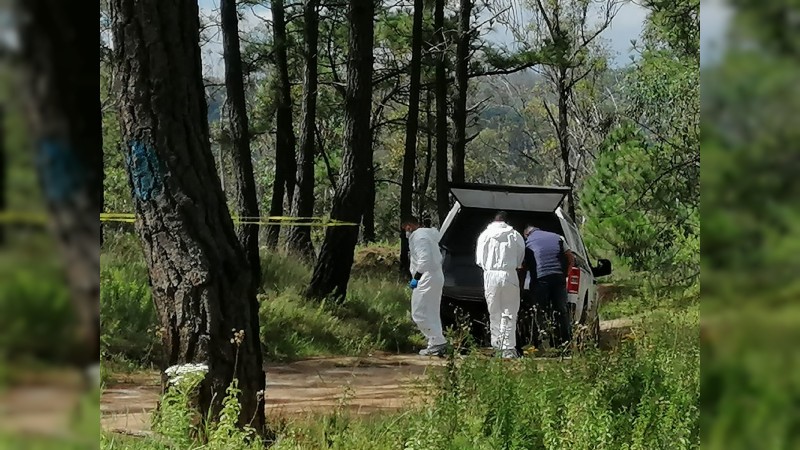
[269,309,699,450]
[599,282,699,321]
[100,307,700,449]
[98,233,420,365]
[259,282,421,361]
[0,235,78,365]
[257,247,421,360]
[0,388,100,450]
[701,286,800,450]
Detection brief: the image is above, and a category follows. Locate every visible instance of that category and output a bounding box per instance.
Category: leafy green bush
[0,259,76,362]
[99,237,422,365]
[259,253,421,360]
[100,234,159,365]
[100,307,698,449]
[273,310,699,450]
[100,262,158,364]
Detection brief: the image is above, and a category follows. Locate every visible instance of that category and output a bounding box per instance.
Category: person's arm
[525,247,536,280]
[514,232,525,268]
[411,236,433,280]
[475,231,486,269]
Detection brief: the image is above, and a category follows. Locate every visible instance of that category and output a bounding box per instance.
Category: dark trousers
[534,274,572,346]
[516,289,540,352]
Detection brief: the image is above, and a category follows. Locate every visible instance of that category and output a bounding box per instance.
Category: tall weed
[100,239,423,365]
[271,310,699,450]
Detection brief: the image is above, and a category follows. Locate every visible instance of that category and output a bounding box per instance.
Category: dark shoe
[500,349,519,359]
[419,343,448,357]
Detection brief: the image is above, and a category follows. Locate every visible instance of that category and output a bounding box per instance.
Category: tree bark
[419,89,433,222]
[287,0,320,260]
[111,0,265,432]
[362,164,376,243]
[306,0,374,301]
[399,0,425,277]
[267,0,298,248]
[221,0,261,291]
[17,0,102,376]
[434,0,450,224]
[451,0,472,184]
[557,66,575,220]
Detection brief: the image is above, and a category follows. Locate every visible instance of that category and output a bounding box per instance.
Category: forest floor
[99,318,633,434]
[0,319,633,438]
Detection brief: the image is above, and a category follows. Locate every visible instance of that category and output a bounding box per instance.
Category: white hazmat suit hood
[408,227,447,350]
[476,221,526,354]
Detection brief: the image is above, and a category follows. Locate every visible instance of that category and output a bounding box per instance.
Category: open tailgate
[449,182,569,212]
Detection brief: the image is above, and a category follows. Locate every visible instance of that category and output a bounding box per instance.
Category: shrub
[0,260,76,362]
[99,238,423,365]
[100,260,159,364]
[258,282,421,361]
[272,309,700,450]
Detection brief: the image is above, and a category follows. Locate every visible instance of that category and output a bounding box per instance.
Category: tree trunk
[306,0,374,301]
[217,103,226,192]
[267,0,298,248]
[287,0,320,260]
[111,0,265,433]
[451,0,472,184]
[399,0,425,277]
[221,0,261,290]
[17,0,102,377]
[362,165,376,243]
[557,66,575,220]
[419,89,433,222]
[434,0,450,225]
[0,105,5,246]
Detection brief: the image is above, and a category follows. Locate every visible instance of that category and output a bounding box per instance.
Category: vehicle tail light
[567,267,580,294]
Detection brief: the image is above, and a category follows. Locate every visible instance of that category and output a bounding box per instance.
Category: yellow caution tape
[0,211,49,225]
[98,213,355,226]
[0,211,357,227]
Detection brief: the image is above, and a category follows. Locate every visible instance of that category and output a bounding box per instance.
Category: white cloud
[199,0,652,76]
[602,2,648,65]
[198,0,270,79]
[700,0,733,66]
[481,1,648,67]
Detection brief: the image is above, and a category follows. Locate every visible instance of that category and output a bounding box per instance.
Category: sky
[197,0,655,77]
[700,0,734,66]
[0,1,726,70]
[197,0,733,74]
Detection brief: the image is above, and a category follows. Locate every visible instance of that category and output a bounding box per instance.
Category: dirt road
[101,318,634,434]
[0,319,635,437]
[101,354,447,433]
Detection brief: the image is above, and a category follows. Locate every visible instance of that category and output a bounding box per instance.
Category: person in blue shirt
[523,225,575,348]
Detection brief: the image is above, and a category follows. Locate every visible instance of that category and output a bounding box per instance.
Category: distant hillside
[205,81,225,123]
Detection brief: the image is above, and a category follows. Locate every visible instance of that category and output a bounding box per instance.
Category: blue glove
[409,279,418,289]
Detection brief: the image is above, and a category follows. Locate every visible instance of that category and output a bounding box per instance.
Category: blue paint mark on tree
[127,140,163,201]
[36,139,85,203]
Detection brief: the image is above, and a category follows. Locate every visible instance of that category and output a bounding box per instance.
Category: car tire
[440,298,485,350]
[579,293,589,325]
[440,297,458,333]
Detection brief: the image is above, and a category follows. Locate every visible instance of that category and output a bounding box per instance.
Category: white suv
[437,183,612,346]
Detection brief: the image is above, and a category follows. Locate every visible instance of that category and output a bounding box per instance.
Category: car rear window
[440,207,564,254]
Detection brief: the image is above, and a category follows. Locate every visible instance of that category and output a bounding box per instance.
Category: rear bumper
[442,286,485,303]
[443,285,579,305]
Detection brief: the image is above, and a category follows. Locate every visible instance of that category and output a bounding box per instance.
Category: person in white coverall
[475,211,526,358]
[402,217,449,356]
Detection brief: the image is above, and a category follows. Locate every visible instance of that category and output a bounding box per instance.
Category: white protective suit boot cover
[483,270,520,351]
[411,270,447,348]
